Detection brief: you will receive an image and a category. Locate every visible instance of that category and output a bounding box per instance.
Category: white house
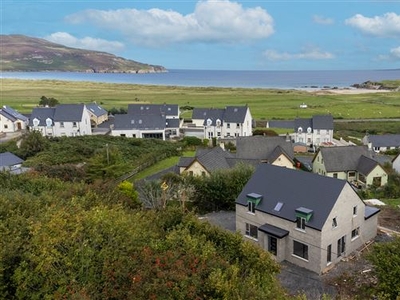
[0,106,28,133]
[363,134,400,153]
[29,104,92,137]
[189,105,253,139]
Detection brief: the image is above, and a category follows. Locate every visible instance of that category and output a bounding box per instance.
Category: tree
[18,131,49,159]
[39,96,59,107]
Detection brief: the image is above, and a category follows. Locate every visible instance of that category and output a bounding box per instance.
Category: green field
[2,78,400,120]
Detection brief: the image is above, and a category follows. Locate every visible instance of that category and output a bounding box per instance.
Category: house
[0,152,28,174]
[235,163,380,274]
[29,104,92,137]
[235,136,295,169]
[267,115,334,149]
[86,103,108,127]
[312,146,388,187]
[363,133,400,153]
[0,106,28,133]
[188,105,253,139]
[110,114,167,140]
[393,154,400,174]
[176,146,235,176]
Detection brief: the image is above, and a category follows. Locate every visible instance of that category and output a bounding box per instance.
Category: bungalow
[235,163,380,274]
[0,106,28,133]
[0,152,27,174]
[312,146,388,187]
[29,104,92,137]
[188,105,253,139]
[363,133,400,153]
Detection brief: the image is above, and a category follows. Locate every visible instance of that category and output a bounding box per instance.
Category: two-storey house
[235,163,380,274]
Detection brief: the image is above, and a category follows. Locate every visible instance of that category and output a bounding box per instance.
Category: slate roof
[235,136,294,162]
[312,115,334,130]
[191,147,234,172]
[191,106,249,126]
[53,104,85,122]
[0,152,24,168]
[86,103,107,117]
[267,120,295,129]
[127,104,179,117]
[357,155,380,176]
[269,115,333,131]
[113,114,166,130]
[236,163,348,231]
[366,134,400,148]
[314,146,375,172]
[166,118,180,128]
[0,106,28,122]
[29,107,56,126]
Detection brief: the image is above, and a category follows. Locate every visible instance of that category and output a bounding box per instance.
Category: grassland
[2,78,400,120]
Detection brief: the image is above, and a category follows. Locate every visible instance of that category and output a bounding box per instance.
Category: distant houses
[0,152,28,174]
[0,106,28,133]
[363,133,400,153]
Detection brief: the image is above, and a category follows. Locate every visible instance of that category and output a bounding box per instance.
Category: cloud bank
[65,0,274,46]
[45,32,125,53]
[345,12,400,38]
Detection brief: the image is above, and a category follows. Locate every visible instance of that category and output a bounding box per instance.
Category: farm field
[2,78,400,120]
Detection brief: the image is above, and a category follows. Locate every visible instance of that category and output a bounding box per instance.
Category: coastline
[308,88,394,95]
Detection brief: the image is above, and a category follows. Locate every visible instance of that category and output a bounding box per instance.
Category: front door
[268,236,277,256]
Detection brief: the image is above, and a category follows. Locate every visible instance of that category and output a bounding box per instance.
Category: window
[245,223,258,239]
[333,173,338,178]
[337,236,346,257]
[268,236,277,255]
[73,122,77,127]
[327,244,332,263]
[4,124,8,129]
[348,171,356,178]
[60,122,64,128]
[248,201,255,213]
[332,217,338,228]
[296,217,306,230]
[227,123,230,129]
[351,227,360,239]
[236,123,240,128]
[353,206,357,216]
[293,241,308,260]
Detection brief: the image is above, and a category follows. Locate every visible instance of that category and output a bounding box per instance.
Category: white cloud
[65,0,274,46]
[263,48,334,61]
[378,46,400,61]
[44,32,125,53]
[313,15,334,25]
[345,12,400,38]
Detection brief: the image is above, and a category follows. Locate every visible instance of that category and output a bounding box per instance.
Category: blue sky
[2,0,400,70]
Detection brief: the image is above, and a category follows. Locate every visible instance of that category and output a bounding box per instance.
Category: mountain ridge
[0,34,167,73]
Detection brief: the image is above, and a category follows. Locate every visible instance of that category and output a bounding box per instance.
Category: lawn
[3,78,400,120]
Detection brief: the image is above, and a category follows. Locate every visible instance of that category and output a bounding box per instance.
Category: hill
[0,34,167,73]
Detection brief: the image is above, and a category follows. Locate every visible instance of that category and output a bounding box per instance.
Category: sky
[2,0,400,70]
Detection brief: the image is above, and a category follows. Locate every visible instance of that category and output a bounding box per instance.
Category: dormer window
[298,127,303,133]
[295,207,313,231]
[246,193,263,214]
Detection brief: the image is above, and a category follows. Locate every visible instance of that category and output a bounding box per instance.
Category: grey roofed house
[192,108,225,126]
[53,104,86,122]
[268,115,333,131]
[224,106,249,123]
[113,114,166,130]
[0,106,28,123]
[357,155,381,176]
[28,107,56,126]
[235,136,294,162]
[0,152,24,169]
[127,104,179,117]
[236,163,349,231]
[313,145,373,172]
[86,103,107,117]
[365,134,400,148]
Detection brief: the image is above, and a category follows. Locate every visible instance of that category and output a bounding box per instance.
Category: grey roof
[258,223,289,238]
[192,106,249,125]
[357,155,379,176]
[364,205,380,219]
[268,120,295,129]
[235,136,294,161]
[0,152,24,167]
[367,134,400,148]
[314,145,375,172]
[177,156,195,168]
[0,106,28,122]
[127,104,179,117]
[192,108,225,126]
[113,114,166,130]
[236,163,348,231]
[294,118,312,131]
[166,118,180,128]
[29,107,56,126]
[53,104,85,122]
[193,147,234,172]
[86,103,107,117]
[312,115,334,130]
[224,106,249,123]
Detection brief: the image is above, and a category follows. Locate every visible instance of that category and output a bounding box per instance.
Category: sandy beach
[309,88,394,95]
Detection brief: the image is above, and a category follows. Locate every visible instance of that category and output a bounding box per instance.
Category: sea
[2,69,400,90]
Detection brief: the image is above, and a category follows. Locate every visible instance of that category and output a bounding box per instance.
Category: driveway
[203,211,338,299]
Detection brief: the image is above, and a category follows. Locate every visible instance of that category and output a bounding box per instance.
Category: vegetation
[3,79,400,121]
